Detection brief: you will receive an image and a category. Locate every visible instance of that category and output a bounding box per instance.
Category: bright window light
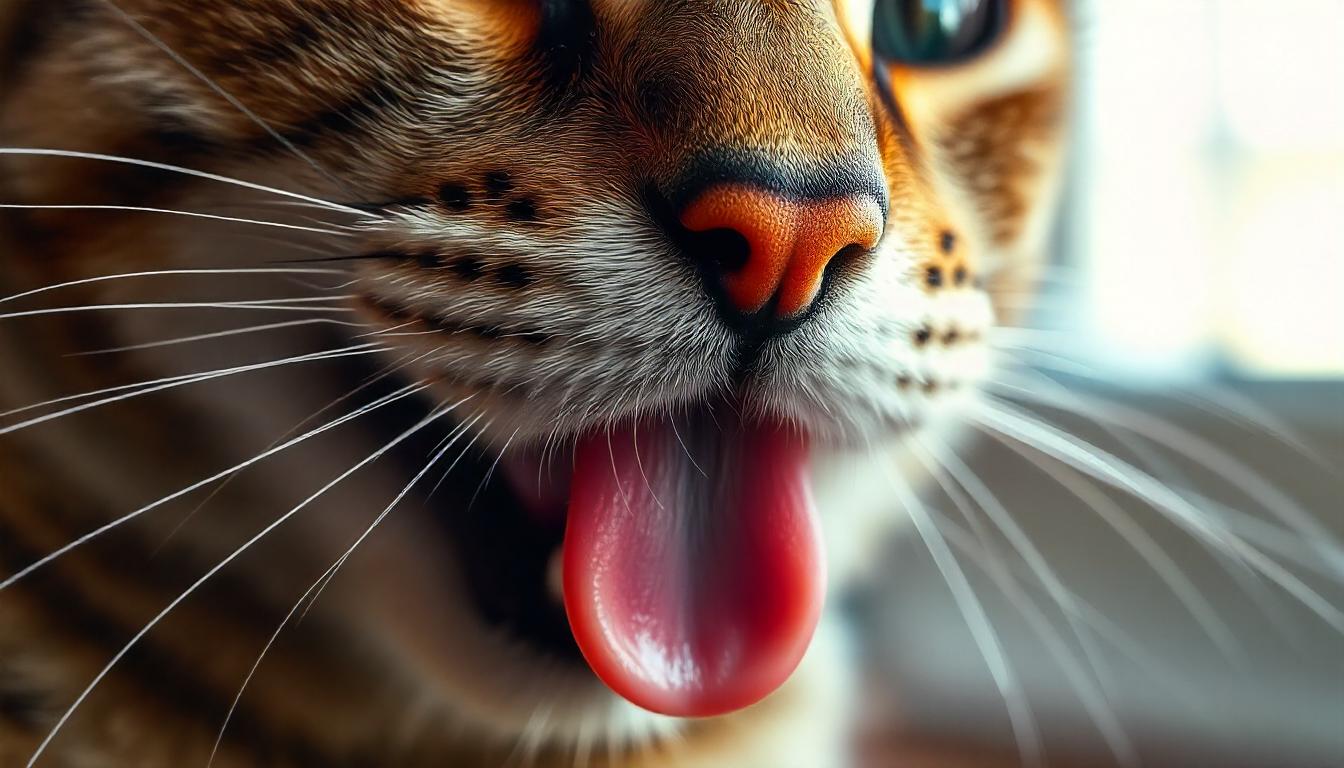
[1069,0,1344,380]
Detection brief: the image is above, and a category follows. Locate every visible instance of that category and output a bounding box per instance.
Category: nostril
[687,227,751,274]
[686,188,881,321]
[827,242,870,283]
[643,165,885,335]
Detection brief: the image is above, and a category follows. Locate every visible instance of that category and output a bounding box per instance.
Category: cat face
[336,0,1068,448]
[0,0,1070,761]
[5,0,1067,446]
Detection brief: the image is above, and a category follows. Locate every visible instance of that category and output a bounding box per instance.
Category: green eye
[872,0,1005,65]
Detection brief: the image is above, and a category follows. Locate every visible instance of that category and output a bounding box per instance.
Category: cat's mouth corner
[443,401,826,719]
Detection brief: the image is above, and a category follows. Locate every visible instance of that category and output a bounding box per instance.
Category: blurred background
[862,1,1343,766]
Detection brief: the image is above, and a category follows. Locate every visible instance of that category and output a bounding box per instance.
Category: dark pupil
[873,0,995,63]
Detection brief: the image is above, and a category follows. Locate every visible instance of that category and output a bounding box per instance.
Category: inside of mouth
[490,402,826,718]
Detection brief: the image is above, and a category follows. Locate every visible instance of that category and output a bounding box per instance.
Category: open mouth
[353,289,828,718]
[443,400,827,719]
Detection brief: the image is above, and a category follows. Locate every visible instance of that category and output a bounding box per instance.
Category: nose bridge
[628,1,877,160]
[680,185,884,319]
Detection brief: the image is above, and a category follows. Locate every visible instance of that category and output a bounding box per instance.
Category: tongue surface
[562,411,825,717]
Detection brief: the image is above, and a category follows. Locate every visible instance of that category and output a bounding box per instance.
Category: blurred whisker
[915,463,1138,766]
[882,466,1044,767]
[927,507,1173,684]
[990,371,1335,652]
[1011,346,1338,478]
[912,439,1136,762]
[989,376,1344,577]
[971,402,1344,635]
[993,343,1098,378]
[971,415,1243,659]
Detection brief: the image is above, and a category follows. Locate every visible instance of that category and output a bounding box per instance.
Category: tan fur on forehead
[605,1,875,161]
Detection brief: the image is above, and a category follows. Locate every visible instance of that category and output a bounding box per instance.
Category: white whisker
[0,343,386,436]
[68,318,366,357]
[0,382,426,592]
[882,467,1044,767]
[993,380,1344,575]
[0,298,357,322]
[207,401,479,768]
[24,392,454,768]
[929,508,1173,682]
[153,352,427,555]
[973,402,1344,634]
[3,335,362,419]
[0,149,369,216]
[912,442,1136,765]
[0,268,345,306]
[96,0,355,197]
[0,204,355,236]
[976,425,1244,659]
[984,369,1332,650]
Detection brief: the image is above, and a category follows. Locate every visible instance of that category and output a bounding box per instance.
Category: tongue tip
[563,540,826,718]
[560,413,826,718]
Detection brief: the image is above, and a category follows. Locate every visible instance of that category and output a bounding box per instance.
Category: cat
[0,1,1070,765]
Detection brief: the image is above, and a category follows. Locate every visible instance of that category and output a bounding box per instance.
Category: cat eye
[871,0,1005,65]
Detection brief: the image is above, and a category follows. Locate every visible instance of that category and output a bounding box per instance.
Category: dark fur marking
[496,264,535,290]
[209,16,322,75]
[417,251,443,270]
[437,183,472,211]
[914,326,932,347]
[484,172,513,200]
[925,265,944,288]
[449,256,485,282]
[368,298,553,348]
[505,198,538,222]
[938,88,1063,246]
[940,230,957,254]
[954,265,969,286]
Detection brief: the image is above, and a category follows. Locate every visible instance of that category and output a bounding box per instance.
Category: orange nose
[679,185,883,318]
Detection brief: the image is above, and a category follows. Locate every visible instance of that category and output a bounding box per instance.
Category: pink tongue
[562,411,825,717]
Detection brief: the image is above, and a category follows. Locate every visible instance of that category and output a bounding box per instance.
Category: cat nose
[678,185,883,324]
